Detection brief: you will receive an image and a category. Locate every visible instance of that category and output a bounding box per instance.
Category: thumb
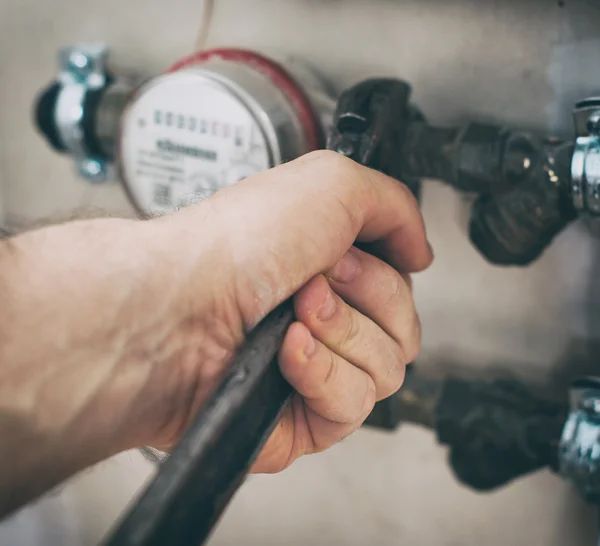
[169,150,432,328]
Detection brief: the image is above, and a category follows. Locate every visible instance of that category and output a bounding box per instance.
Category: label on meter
[120,70,272,214]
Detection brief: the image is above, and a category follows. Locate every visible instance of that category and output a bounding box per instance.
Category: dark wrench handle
[102,301,294,546]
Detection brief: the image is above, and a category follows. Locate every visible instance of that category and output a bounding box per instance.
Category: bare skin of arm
[0,150,432,517]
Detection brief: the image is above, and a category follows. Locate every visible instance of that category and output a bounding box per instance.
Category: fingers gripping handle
[103,78,410,546]
[103,303,294,546]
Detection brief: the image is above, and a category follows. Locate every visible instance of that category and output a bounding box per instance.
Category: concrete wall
[0,175,5,228]
[1,0,600,544]
[0,102,5,227]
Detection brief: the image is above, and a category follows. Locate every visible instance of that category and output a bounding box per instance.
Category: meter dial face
[120,70,272,214]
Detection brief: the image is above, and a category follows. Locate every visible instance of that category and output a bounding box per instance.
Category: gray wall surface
[1,0,600,544]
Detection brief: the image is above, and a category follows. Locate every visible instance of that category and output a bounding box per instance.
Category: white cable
[195,0,216,52]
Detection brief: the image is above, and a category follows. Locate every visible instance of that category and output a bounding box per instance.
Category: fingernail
[304,330,316,357]
[330,251,359,283]
[317,288,336,321]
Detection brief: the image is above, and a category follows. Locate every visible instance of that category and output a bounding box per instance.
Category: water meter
[35,45,335,214]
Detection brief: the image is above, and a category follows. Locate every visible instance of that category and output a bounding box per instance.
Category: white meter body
[118,49,334,214]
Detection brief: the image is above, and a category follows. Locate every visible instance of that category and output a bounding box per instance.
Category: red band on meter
[168,48,324,152]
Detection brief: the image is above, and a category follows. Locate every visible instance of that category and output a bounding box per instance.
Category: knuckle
[342,378,376,425]
[383,275,419,361]
[403,314,422,364]
[384,271,404,308]
[359,380,377,421]
[304,149,357,174]
[322,350,338,389]
[399,180,420,209]
[339,307,361,349]
[299,150,359,190]
[378,345,407,399]
[302,150,367,222]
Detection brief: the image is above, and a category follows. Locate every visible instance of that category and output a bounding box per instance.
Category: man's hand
[0,150,432,515]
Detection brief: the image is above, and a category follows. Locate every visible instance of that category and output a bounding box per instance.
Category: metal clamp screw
[571,100,600,215]
[77,158,107,183]
[59,43,108,89]
[67,51,92,81]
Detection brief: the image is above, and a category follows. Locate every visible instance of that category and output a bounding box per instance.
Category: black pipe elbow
[469,143,577,266]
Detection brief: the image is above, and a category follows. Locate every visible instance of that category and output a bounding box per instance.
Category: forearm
[0,218,167,516]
